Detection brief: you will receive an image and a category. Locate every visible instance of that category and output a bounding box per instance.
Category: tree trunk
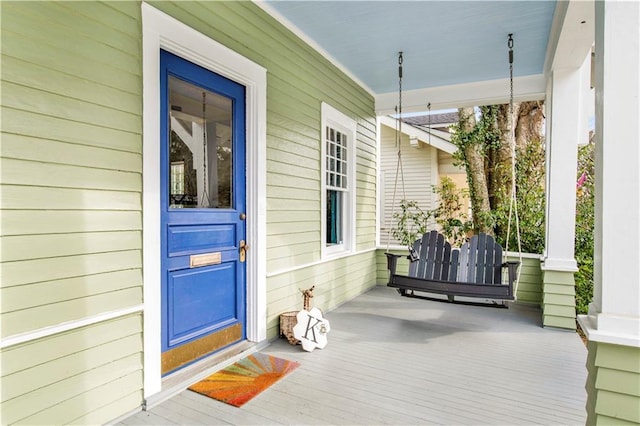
[515,101,544,151]
[459,107,493,234]
[484,104,511,211]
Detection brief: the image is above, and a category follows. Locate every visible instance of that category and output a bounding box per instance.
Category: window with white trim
[321,103,356,258]
[170,161,185,197]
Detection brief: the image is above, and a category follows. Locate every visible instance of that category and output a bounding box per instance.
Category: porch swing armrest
[385,253,402,276]
[502,261,520,286]
[385,250,420,274]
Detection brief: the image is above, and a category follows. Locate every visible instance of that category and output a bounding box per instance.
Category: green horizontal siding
[586,341,640,425]
[3,133,141,171]
[2,250,141,287]
[2,210,141,235]
[1,185,141,211]
[1,269,141,313]
[596,369,640,397]
[542,269,576,329]
[267,251,378,339]
[2,80,140,133]
[2,231,141,262]
[0,314,143,425]
[1,0,143,423]
[2,334,140,403]
[2,287,142,337]
[2,158,140,192]
[1,107,142,152]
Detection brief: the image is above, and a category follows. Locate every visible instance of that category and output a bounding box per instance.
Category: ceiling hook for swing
[508,34,514,65]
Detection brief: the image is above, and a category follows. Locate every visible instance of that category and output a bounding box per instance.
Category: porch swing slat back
[386,230,519,302]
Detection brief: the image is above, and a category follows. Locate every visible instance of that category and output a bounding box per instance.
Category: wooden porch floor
[121,286,587,425]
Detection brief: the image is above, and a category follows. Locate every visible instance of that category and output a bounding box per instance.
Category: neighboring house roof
[380,115,457,154]
[402,111,458,128]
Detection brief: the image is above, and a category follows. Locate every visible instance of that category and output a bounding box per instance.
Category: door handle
[239,240,249,262]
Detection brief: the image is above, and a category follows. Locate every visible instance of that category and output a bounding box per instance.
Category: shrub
[575,137,595,314]
[391,199,432,247]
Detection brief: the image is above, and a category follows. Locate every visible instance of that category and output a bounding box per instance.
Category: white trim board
[0,305,144,350]
[266,247,377,278]
[376,74,546,115]
[142,3,267,399]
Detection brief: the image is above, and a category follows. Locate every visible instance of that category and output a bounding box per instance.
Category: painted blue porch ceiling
[264,1,556,95]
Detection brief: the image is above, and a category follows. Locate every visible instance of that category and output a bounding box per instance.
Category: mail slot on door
[189,252,222,268]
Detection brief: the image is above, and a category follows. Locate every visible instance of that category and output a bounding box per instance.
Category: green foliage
[431,177,473,246]
[493,138,546,254]
[450,106,501,158]
[450,105,546,254]
[449,108,476,195]
[392,178,474,247]
[575,138,595,314]
[391,199,432,247]
[450,107,501,234]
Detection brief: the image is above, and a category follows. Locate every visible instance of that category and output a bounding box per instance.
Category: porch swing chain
[428,102,431,144]
[201,91,210,208]
[396,52,406,199]
[504,33,523,295]
[386,52,407,252]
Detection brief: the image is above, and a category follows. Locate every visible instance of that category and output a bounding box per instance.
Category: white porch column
[541,52,591,328]
[579,0,640,348]
[578,1,640,424]
[544,62,591,270]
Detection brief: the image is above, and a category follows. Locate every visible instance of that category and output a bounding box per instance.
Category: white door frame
[142,3,267,398]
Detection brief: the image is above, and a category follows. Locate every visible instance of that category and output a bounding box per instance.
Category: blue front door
[160,50,246,375]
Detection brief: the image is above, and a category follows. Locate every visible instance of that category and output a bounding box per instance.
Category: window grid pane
[325,126,348,190]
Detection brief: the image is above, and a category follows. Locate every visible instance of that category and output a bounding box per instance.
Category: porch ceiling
[260,1,560,112]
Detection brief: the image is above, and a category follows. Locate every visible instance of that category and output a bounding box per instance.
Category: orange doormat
[188,353,299,407]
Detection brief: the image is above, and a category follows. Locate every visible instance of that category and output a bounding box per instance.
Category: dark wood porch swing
[386,36,522,306]
[385,230,520,303]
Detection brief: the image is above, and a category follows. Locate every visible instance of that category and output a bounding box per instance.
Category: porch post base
[541,267,576,330]
[584,340,640,425]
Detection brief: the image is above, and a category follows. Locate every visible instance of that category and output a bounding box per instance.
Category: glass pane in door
[168,76,233,208]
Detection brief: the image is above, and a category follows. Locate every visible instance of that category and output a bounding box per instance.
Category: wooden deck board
[121,409,179,425]
[245,387,358,425]
[177,392,280,425]
[124,286,587,425]
[153,398,232,425]
[311,339,585,421]
[275,370,445,424]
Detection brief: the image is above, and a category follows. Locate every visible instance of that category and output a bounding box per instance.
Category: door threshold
[144,340,269,410]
